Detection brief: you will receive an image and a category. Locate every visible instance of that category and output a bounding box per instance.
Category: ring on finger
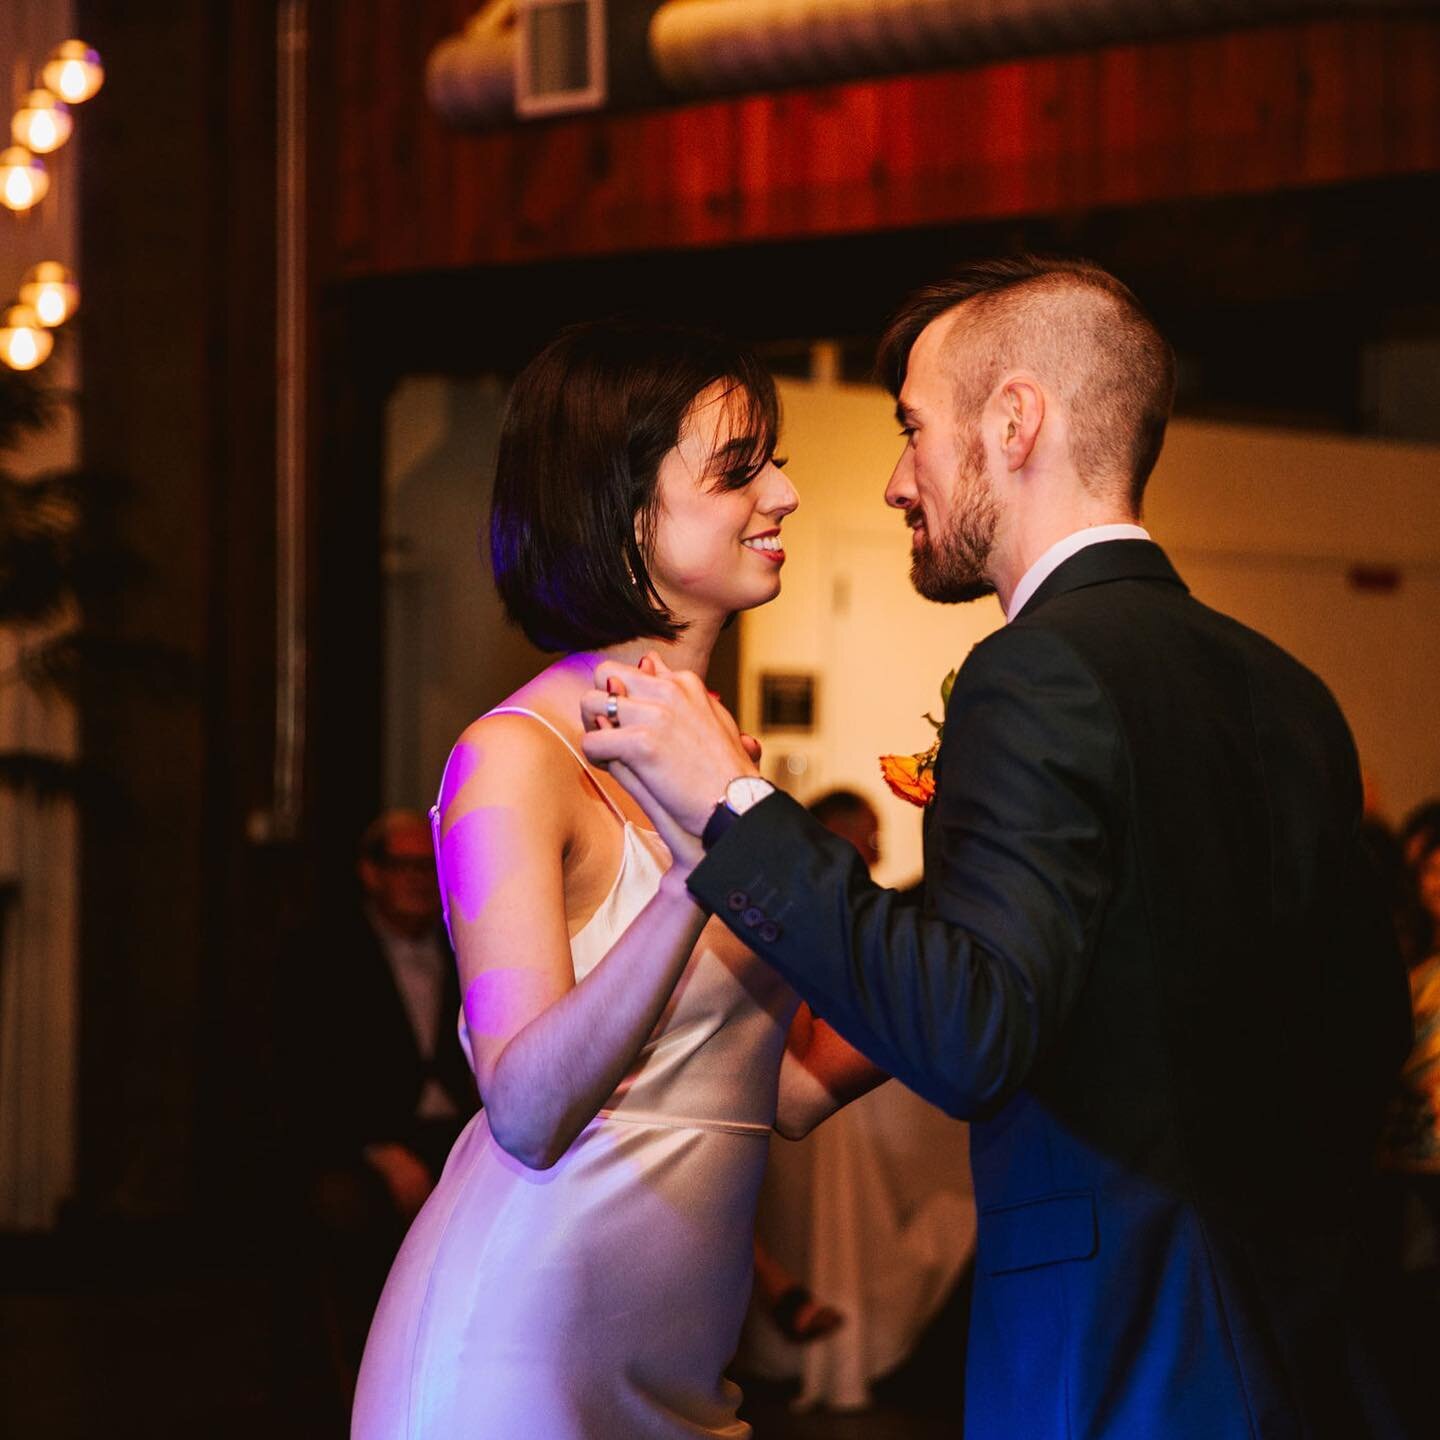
[605,694,620,726]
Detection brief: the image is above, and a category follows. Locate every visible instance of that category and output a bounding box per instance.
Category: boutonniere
[879,669,957,808]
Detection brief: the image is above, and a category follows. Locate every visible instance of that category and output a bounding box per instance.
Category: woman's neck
[575,611,725,683]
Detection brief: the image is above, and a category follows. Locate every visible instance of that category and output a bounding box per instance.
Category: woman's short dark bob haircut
[490,318,779,653]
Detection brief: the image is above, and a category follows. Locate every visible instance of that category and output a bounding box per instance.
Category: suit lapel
[918,540,1184,907]
[1013,539,1187,622]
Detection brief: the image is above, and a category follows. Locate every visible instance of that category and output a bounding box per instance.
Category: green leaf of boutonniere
[882,669,959,808]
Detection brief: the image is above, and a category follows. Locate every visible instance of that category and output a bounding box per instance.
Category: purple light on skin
[438,804,523,927]
[433,743,487,944]
[438,739,484,819]
[463,967,560,1041]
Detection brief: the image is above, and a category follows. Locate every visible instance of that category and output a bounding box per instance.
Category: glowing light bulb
[12,90,73,154]
[0,305,54,371]
[0,146,49,211]
[19,263,79,328]
[42,42,105,105]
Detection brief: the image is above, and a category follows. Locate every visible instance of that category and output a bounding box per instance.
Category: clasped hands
[580,653,761,870]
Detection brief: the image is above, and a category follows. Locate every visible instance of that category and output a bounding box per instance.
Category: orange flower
[879,750,936,808]
[879,671,955,808]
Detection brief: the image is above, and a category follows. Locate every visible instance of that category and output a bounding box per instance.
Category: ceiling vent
[515,0,607,117]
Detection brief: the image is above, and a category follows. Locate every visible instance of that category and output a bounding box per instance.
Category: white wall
[382,375,548,812]
[741,378,1440,888]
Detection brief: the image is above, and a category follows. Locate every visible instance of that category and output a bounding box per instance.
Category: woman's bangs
[706,371,779,491]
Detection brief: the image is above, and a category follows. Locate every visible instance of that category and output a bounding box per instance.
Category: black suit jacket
[691,540,1412,1439]
[286,906,477,1174]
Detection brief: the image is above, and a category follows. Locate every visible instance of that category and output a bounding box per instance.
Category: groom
[582,256,1412,1437]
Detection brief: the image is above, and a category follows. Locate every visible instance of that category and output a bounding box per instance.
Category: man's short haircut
[807,788,874,828]
[491,319,779,652]
[877,255,1175,510]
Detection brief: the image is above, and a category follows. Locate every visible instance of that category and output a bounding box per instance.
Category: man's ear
[997,374,1044,473]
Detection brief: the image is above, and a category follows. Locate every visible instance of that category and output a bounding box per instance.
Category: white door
[820,529,1005,888]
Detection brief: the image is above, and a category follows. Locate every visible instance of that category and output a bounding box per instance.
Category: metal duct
[649,0,1424,97]
[426,0,517,125]
[427,0,1430,124]
[428,0,671,125]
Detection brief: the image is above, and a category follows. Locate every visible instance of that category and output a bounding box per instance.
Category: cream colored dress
[352,708,797,1439]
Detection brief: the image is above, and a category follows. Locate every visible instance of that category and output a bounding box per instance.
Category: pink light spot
[438,740,483,818]
[464,967,560,1041]
[438,805,525,927]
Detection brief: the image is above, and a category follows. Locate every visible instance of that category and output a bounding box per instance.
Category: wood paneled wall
[76,0,287,1226]
[324,9,1440,280]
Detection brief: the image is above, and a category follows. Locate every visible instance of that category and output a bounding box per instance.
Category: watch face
[726,777,775,815]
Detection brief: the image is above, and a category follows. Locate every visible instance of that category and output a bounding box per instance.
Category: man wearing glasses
[287,810,476,1393]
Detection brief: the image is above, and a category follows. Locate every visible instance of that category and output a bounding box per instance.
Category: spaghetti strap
[428,705,625,949]
[475,705,628,824]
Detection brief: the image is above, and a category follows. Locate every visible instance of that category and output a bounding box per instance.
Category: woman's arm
[440,716,707,1170]
[775,1004,889,1140]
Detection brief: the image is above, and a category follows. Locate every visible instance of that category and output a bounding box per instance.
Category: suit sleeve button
[726,890,748,912]
[741,906,764,927]
[758,921,781,944]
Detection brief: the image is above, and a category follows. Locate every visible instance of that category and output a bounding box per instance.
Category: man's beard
[909,429,998,604]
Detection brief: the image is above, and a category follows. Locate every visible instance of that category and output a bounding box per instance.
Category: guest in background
[745,797,876,1354]
[1356,779,1421,967]
[1392,798,1440,963]
[1418,835,1440,955]
[751,1235,844,1345]
[1401,798,1440,867]
[1375,825,1440,1428]
[1381,829,1440,1180]
[740,788,974,1415]
[286,810,477,1393]
[1363,819,1416,958]
[807,789,881,872]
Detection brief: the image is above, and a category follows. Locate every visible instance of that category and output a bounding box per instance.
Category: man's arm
[689,627,1123,1117]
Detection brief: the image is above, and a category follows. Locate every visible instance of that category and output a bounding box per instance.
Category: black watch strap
[701,798,740,852]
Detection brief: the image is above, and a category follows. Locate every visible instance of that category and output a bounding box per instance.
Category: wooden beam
[324,14,1440,279]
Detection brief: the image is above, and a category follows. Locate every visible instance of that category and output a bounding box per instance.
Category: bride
[351,319,883,1439]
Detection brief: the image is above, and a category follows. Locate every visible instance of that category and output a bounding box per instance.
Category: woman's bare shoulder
[438,669,585,823]
[442,713,556,803]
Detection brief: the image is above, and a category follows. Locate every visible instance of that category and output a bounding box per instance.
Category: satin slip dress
[352,707,798,1439]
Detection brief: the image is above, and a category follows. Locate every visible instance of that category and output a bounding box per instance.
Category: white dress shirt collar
[1005,523,1152,622]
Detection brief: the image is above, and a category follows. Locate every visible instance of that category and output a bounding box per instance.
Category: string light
[2,39,104,372]
[12,90,73,155]
[0,146,49,211]
[0,305,54,371]
[19,263,78,328]
[41,41,104,106]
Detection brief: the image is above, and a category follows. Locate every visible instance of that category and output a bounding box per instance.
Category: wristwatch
[701,775,776,851]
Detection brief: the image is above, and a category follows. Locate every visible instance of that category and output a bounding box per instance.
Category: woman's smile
[741,527,785,563]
